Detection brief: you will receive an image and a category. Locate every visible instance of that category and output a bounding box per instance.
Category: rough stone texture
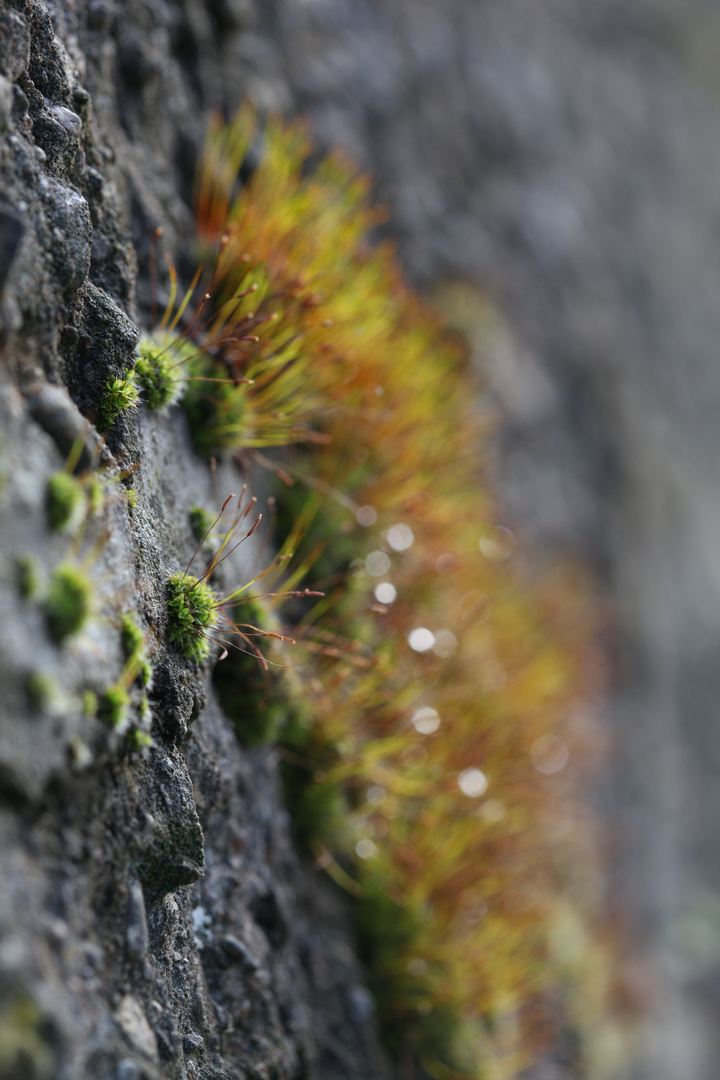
[0,2,393,1078]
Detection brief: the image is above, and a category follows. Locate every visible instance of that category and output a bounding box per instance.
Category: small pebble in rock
[126,880,148,960]
[50,104,82,135]
[221,935,260,970]
[116,1060,139,1080]
[183,1031,204,1055]
[347,984,375,1024]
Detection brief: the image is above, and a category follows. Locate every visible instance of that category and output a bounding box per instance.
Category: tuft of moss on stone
[25,671,59,713]
[46,471,85,532]
[86,475,104,516]
[0,994,55,1080]
[126,488,138,509]
[120,613,152,687]
[98,684,131,728]
[120,613,145,658]
[82,689,98,717]
[189,505,214,542]
[98,370,139,431]
[135,337,186,410]
[166,572,217,662]
[182,356,248,458]
[126,729,152,751]
[16,555,42,600]
[137,658,153,687]
[43,564,92,643]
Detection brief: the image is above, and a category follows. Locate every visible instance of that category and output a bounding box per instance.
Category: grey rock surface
[0,2,392,1078]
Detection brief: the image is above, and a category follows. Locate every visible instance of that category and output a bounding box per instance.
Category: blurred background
[231,0,720,1075]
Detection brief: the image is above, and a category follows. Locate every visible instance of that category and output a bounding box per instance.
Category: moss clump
[120,613,153,687]
[98,684,131,728]
[16,555,41,600]
[189,505,214,542]
[44,564,92,643]
[25,671,59,712]
[213,598,291,746]
[46,471,85,532]
[82,689,98,717]
[135,337,186,410]
[121,613,145,657]
[86,476,104,516]
[283,768,348,850]
[0,995,55,1080]
[98,370,139,431]
[126,488,138,509]
[182,356,248,457]
[137,658,152,687]
[127,729,152,750]
[167,572,217,661]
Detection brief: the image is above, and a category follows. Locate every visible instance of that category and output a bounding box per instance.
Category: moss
[120,613,145,658]
[98,370,139,431]
[127,729,152,750]
[127,488,138,510]
[135,337,186,410]
[120,613,152,686]
[182,355,248,457]
[25,671,59,712]
[214,658,284,746]
[139,694,151,724]
[166,572,217,661]
[98,684,131,728]
[0,995,55,1080]
[137,658,153,687]
[212,598,292,746]
[46,471,85,532]
[86,475,104,516]
[44,564,92,643]
[16,555,42,600]
[189,505,214,542]
[82,689,98,717]
[284,771,348,850]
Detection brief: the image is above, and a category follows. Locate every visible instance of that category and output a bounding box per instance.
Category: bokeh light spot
[433,629,458,658]
[356,505,378,527]
[479,526,515,561]
[458,767,489,798]
[374,582,397,604]
[366,551,391,576]
[408,627,435,652]
[412,706,441,735]
[386,524,414,551]
[531,734,569,775]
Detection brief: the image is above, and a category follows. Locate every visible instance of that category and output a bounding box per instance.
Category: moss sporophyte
[174,106,615,1076]
[166,491,322,664]
[134,245,258,427]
